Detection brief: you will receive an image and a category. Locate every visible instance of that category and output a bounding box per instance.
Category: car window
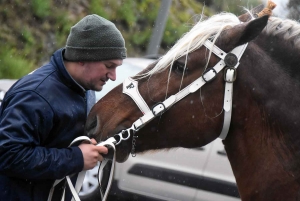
[96,59,154,100]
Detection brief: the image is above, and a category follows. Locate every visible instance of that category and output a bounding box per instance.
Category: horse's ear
[236,15,269,46]
[238,4,265,22]
[220,15,269,50]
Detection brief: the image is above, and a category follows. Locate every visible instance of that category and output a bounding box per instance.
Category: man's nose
[107,68,117,81]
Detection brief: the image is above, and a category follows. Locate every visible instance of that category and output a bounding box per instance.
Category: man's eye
[106,65,115,69]
[172,61,188,74]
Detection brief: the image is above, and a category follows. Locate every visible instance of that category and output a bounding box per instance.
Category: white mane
[139,12,242,78]
[264,16,300,46]
[137,11,300,79]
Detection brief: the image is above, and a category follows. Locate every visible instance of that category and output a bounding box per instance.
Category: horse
[85,5,300,201]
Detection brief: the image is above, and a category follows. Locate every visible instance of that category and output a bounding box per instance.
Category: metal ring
[121,129,131,140]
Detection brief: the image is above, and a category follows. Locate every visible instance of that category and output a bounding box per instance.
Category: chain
[131,131,138,157]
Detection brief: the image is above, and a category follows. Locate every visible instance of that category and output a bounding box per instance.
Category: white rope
[48,136,116,201]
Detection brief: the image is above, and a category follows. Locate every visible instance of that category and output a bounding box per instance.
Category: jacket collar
[51,48,86,96]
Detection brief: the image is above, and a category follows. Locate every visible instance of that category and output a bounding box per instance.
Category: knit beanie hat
[64,14,127,61]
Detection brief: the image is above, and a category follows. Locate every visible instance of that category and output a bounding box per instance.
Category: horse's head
[85,12,270,162]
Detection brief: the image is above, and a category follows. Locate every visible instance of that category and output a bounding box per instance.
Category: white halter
[123,40,248,140]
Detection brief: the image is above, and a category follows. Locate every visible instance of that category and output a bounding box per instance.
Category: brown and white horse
[85,7,300,201]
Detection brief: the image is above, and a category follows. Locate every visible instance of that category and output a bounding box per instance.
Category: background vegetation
[0,0,262,79]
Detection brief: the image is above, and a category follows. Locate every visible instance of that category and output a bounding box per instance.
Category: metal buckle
[202,68,217,83]
[224,67,237,83]
[151,102,166,116]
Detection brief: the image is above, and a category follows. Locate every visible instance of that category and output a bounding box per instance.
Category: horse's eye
[172,61,188,74]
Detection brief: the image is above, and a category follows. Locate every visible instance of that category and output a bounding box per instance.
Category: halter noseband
[115,40,248,148]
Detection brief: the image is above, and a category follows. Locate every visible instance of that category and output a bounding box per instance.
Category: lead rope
[47,136,117,201]
[97,137,116,201]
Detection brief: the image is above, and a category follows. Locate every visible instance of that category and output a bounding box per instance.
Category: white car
[0,58,240,201]
[78,58,241,201]
[0,79,17,106]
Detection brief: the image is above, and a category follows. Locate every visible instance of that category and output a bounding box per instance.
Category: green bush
[89,0,110,19]
[0,46,35,79]
[0,0,241,79]
[31,0,51,19]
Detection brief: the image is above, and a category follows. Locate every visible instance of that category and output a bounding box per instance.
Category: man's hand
[78,138,108,170]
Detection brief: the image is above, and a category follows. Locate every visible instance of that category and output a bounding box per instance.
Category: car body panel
[115,146,211,201]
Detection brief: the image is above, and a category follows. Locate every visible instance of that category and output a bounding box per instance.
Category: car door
[114,144,213,201]
[194,138,240,201]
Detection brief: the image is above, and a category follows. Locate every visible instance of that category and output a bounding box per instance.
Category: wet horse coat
[86,11,300,201]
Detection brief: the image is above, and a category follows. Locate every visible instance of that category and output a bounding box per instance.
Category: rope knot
[257,0,277,17]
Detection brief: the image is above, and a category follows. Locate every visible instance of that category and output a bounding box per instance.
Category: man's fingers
[97,146,108,154]
[90,138,97,145]
[98,154,104,161]
[81,140,92,144]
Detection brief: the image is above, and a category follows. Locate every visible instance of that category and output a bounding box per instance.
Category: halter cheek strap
[218,42,248,139]
[122,40,248,140]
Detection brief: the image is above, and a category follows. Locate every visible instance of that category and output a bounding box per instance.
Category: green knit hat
[64,14,127,61]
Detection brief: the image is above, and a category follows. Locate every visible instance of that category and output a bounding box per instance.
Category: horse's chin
[116,151,130,163]
[115,141,132,163]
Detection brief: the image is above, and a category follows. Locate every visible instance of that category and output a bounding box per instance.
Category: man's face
[80,59,123,91]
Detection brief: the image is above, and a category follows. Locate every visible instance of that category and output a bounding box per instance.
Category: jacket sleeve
[0,91,84,180]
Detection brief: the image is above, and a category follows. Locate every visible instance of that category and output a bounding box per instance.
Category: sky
[266,0,289,18]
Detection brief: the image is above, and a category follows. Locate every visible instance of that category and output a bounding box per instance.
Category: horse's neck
[225,104,300,201]
[224,39,300,201]
[225,127,300,200]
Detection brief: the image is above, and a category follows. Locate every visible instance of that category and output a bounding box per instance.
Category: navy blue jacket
[0,49,93,200]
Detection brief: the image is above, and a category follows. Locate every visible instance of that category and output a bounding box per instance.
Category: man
[0,14,126,201]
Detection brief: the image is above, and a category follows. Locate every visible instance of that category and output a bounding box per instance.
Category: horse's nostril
[85,115,99,137]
